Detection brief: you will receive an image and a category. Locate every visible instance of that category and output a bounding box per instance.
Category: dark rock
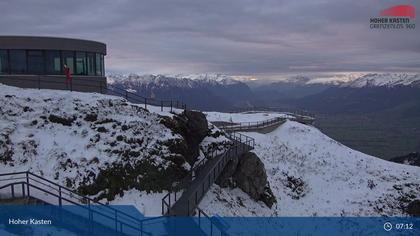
[216,158,239,188]
[84,113,98,122]
[285,175,306,199]
[234,152,268,200]
[406,200,420,216]
[161,110,209,165]
[260,183,277,208]
[48,114,75,126]
[23,106,32,112]
[216,151,277,208]
[95,118,117,125]
[97,127,108,133]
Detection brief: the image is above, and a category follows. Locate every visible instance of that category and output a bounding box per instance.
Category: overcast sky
[1,0,419,76]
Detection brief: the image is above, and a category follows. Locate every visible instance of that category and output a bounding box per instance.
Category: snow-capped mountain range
[107,73,254,111]
[108,72,420,89]
[281,73,420,88]
[107,73,242,88]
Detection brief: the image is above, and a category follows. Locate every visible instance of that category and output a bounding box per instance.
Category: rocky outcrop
[79,110,211,201]
[234,152,268,200]
[216,152,277,208]
[161,110,209,165]
[215,158,239,188]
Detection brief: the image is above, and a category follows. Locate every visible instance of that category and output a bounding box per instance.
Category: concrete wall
[0,75,107,93]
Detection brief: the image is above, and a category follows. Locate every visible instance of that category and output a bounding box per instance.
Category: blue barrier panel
[0,205,419,236]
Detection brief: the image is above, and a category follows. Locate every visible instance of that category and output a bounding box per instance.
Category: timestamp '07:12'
[395,223,413,230]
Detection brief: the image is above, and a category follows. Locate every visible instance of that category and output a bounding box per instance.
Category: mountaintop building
[0,36,106,93]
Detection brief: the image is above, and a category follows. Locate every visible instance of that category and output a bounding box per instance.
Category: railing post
[11,185,14,198]
[140,221,144,236]
[144,98,147,110]
[162,199,164,215]
[38,76,41,90]
[115,210,118,232]
[161,101,163,112]
[198,210,201,227]
[195,191,198,205]
[210,220,213,236]
[187,200,190,216]
[59,186,62,207]
[170,101,173,112]
[22,183,25,197]
[26,172,30,197]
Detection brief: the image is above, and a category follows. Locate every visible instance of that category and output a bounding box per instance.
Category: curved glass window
[62,51,75,75]
[9,50,26,74]
[45,50,62,75]
[0,50,8,74]
[95,53,102,76]
[0,50,104,76]
[27,50,45,75]
[76,51,86,75]
[86,52,95,76]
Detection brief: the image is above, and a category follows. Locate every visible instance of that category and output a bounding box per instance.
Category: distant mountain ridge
[107,73,255,111]
[271,73,420,88]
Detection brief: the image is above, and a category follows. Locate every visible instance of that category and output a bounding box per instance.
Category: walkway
[162,133,254,216]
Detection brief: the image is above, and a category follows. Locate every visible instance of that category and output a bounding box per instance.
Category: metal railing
[0,76,187,112]
[219,117,285,132]
[107,84,187,112]
[227,106,315,118]
[161,131,254,216]
[0,171,167,236]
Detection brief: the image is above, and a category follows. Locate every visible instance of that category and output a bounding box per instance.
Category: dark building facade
[0,36,106,93]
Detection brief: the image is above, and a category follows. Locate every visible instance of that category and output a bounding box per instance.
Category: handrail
[0,181,154,236]
[0,171,166,236]
[107,84,187,111]
[162,140,253,213]
[0,75,187,112]
[227,107,315,118]
[220,116,284,132]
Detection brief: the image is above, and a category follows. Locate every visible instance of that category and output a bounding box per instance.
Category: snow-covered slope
[0,84,229,216]
[0,84,179,186]
[199,120,420,216]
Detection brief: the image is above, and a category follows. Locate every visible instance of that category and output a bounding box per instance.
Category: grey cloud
[0,0,419,75]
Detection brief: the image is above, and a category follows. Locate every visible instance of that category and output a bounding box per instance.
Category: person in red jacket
[64,64,71,88]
